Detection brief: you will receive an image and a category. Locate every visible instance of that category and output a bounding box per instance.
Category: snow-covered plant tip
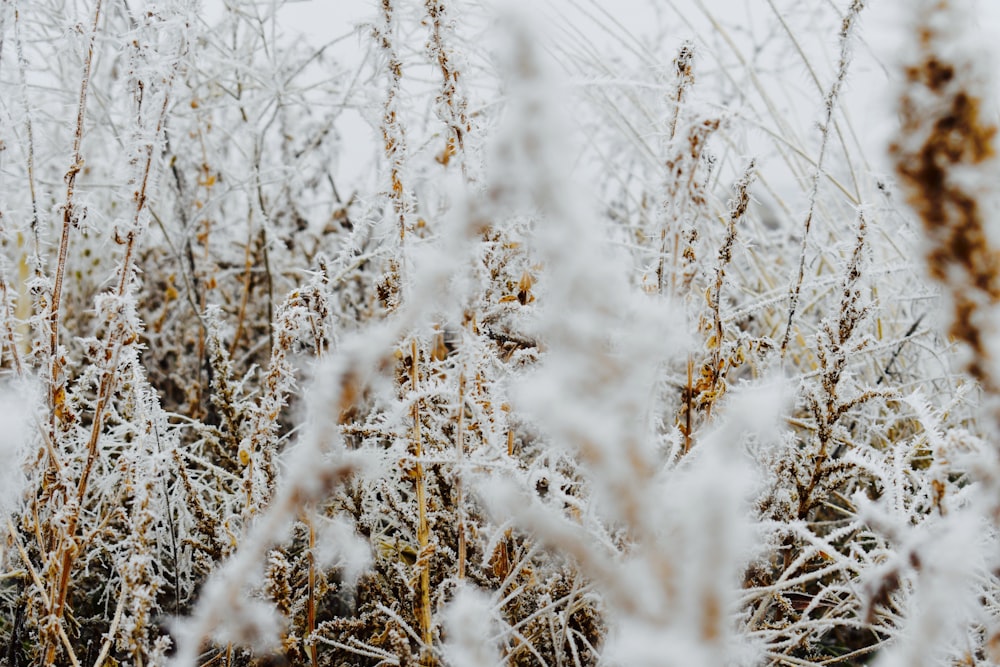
[4,0,1000,665]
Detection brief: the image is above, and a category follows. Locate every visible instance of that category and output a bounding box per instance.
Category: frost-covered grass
[2,0,1000,665]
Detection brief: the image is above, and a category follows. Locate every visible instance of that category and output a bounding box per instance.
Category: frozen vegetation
[2,0,1000,665]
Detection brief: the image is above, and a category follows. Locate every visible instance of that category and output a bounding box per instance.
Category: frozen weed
[1,0,999,665]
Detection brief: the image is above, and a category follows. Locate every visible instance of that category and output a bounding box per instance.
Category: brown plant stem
[48,0,103,434]
[7,518,80,667]
[410,338,435,666]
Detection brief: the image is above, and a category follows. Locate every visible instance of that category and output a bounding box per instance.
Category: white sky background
[200,0,1000,205]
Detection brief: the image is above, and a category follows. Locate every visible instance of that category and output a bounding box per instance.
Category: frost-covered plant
[3,0,1000,665]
